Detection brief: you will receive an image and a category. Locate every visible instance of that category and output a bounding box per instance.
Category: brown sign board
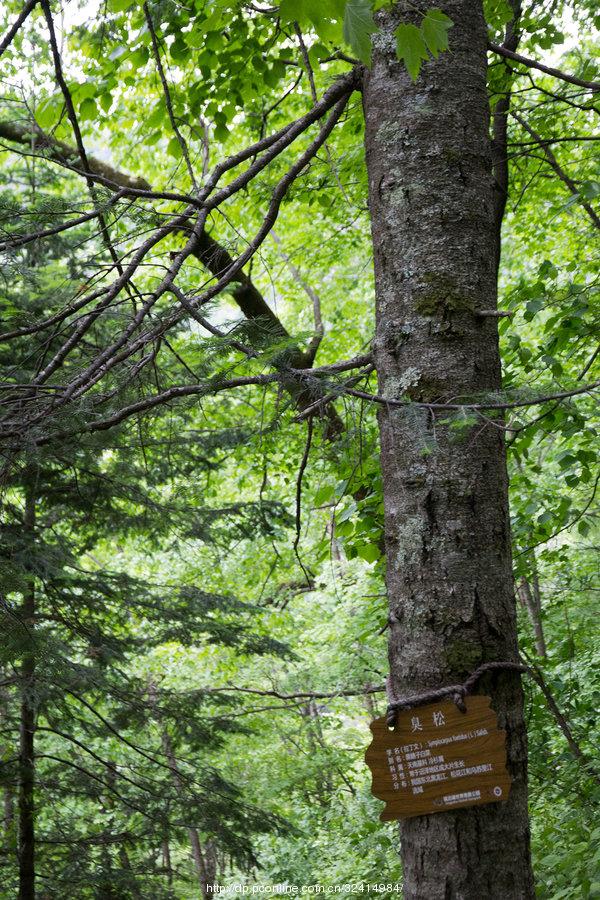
[365,695,511,820]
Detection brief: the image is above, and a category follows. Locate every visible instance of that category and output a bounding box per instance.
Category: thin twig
[144,2,199,195]
[521,652,600,784]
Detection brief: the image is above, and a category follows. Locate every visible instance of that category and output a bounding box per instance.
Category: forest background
[0,0,598,897]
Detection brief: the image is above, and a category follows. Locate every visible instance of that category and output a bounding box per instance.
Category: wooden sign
[365,695,511,820]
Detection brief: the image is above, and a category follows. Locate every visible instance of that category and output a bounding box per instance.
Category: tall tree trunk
[363,2,535,897]
[18,484,36,900]
[302,700,334,802]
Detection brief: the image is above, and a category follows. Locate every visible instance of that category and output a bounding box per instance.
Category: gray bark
[363,2,534,897]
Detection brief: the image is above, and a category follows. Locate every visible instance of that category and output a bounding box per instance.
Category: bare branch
[40,93,352,414]
[190,684,386,700]
[522,653,600,785]
[344,380,600,412]
[512,111,600,229]
[488,41,600,92]
[0,0,38,59]
[40,0,138,284]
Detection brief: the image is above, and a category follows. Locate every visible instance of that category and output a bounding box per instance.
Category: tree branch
[512,111,600,229]
[0,70,359,365]
[488,42,600,92]
[344,380,600,412]
[0,0,38,59]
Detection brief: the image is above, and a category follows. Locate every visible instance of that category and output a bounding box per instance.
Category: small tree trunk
[147,682,213,899]
[162,835,174,891]
[18,642,35,900]
[531,571,547,657]
[517,576,547,657]
[363,685,378,719]
[118,844,142,899]
[18,485,36,900]
[301,701,333,802]
[0,678,15,849]
[4,782,14,845]
[188,827,212,898]
[363,2,535,896]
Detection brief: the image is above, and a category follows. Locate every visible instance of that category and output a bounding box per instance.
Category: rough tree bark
[363,2,535,897]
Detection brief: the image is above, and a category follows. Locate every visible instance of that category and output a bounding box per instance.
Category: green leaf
[79,98,98,122]
[167,136,183,159]
[394,23,428,81]
[356,542,380,563]
[214,122,229,143]
[580,180,600,200]
[99,92,113,113]
[313,483,335,506]
[35,95,60,130]
[421,8,453,58]
[484,0,513,30]
[343,0,377,66]
[538,259,558,280]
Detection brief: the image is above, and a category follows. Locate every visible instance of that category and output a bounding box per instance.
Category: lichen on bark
[363,1,535,897]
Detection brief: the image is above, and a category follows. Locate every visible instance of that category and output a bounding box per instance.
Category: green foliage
[420,8,453,59]
[343,0,377,65]
[394,23,429,81]
[339,0,454,78]
[393,7,453,79]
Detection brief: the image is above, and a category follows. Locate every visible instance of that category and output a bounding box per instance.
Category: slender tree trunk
[18,485,36,900]
[4,781,14,845]
[302,700,333,802]
[162,835,174,892]
[530,571,547,656]
[363,684,378,719]
[147,682,213,899]
[0,677,15,849]
[363,2,535,897]
[188,825,212,898]
[118,844,142,899]
[517,575,547,658]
